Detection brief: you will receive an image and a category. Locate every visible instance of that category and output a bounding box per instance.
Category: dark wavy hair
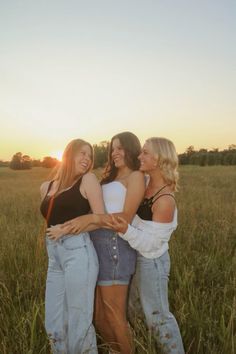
[101,131,141,184]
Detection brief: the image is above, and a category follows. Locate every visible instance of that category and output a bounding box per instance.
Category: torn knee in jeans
[152,310,160,315]
[48,331,65,348]
[164,332,171,339]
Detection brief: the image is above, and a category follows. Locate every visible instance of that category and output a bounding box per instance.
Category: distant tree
[9,152,32,170]
[0,160,9,167]
[42,156,59,168]
[199,152,208,166]
[228,144,236,151]
[208,151,217,165]
[22,155,32,169]
[189,153,198,165]
[232,153,236,165]
[178,153,188,165]
[10,152,23,170]
[32,159,42,167]
[179,145,236,166]
[199,148,208,153]
[93,141,109,168]
[186,145,195,155]
[223,152,234,165]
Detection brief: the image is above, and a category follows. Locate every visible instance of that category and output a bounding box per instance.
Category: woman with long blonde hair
[108,137,185,354]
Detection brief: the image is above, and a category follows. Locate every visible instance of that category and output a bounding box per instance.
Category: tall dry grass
[0,166,235,354]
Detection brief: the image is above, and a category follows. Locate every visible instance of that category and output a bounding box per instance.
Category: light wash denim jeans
[129,251,184,354]
[45,233,98,354]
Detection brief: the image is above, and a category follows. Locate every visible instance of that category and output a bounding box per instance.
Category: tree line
[179,145,236,166]
[1,143,236,170]
[1,142,110,170]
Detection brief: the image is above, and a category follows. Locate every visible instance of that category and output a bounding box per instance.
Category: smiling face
[111,138,126,169]
[74,144,93,175]
[138,142,158,173]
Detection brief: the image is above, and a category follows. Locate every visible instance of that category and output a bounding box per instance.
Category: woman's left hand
[105,214,129,234]
[46,224,71,241]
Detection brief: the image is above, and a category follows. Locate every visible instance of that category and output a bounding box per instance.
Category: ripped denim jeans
[45,233,98,354]
[130,251,185,354]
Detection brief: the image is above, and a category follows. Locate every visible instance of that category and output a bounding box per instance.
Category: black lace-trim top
[137,185,175,221]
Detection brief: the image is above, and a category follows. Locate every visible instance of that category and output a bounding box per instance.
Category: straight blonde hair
[146,137,179,191]
[51,139,94,196]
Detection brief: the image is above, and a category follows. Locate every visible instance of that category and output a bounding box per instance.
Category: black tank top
[137,185,175,221]
[40,178,90,226]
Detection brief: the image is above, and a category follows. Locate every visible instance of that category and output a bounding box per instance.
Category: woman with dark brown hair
[47,132,145,354]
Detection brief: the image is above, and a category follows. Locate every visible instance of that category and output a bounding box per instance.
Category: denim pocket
[62,234,87,250]
[46,243,54,260]
[45,238,57,263]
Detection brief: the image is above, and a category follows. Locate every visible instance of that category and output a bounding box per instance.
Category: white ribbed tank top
[102,181,126,213]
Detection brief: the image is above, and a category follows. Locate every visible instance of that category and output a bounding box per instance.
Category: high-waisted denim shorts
[90,228,137,286]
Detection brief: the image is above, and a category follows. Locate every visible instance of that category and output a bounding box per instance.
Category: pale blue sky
[0,0,235,160]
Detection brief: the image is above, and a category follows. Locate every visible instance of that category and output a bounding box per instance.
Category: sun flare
[50,150,63,161]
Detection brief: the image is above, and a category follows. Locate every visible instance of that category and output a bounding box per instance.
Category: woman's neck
[145,170,171,196]
[116,166,132,179]
[147,170,165,189]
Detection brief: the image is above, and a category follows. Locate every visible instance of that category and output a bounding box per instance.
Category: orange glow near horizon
[49,150,63,161]
[0,2,235,163]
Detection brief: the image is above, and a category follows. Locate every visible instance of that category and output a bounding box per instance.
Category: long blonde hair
[146,137,179,191]
[52,139,94,195]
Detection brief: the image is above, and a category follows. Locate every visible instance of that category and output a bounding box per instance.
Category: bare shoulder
[153,194,176,209]
[40,181,50,199]
[81,172,99,185]
[152,194,176,222]
[127,171,145,192]
[128,170,145,183]
[81,172,101,195]
[80,172,103,202]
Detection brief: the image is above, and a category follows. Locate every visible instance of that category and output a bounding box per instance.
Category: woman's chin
[139,166,146,172]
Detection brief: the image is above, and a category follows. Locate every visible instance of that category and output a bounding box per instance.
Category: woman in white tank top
[47,132,145,354]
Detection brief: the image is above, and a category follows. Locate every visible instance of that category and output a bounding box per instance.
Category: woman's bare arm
[47,173,105,240]
[47,171,145,238]
[112,170,145,222]
[40,181,50,200]
[63,171,145,232]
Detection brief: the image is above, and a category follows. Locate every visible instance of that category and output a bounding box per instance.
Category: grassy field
[0,166,235,354]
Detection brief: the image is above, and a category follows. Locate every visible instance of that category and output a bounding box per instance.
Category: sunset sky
[0,0,235,161]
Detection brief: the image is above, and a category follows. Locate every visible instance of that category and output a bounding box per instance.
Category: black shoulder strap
[152,193,175,207]
[149,184,170,202]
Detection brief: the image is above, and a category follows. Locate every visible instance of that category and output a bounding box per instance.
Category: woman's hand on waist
[62,214,101,233]
[46,224,69,241]
[105,214,129,234]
